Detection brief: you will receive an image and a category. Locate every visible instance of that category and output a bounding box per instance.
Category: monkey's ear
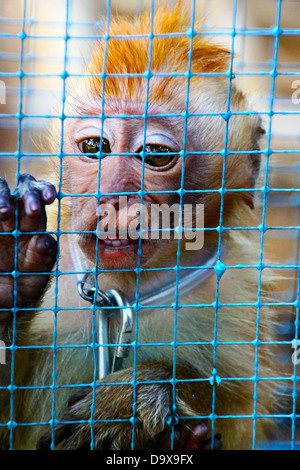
[243,122,265,210]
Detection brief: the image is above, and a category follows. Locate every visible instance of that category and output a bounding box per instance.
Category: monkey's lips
[101,238,140,249]
[99,237,149,269]
[78,233,153,269]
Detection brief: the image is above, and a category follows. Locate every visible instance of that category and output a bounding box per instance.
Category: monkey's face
[62,93,261,272]
[62,101,194,270]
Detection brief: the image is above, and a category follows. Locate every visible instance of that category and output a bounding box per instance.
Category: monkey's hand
[0,174,57,320]
[36,363,214,450]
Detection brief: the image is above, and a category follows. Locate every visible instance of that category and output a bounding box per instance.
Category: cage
[0,0,299,450]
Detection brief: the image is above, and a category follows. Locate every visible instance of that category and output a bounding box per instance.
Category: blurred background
[0,0,299,449]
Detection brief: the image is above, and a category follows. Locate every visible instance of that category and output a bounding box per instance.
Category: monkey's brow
[69,98,184,125]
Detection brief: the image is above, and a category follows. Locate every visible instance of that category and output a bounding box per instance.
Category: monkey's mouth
[78,232,152,269]
[99,236,151,269]
[101,238,140,250]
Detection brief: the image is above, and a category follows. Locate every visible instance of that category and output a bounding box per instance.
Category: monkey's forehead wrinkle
[64,99,185,139]
[67,98,184,123]
[66,76,239,121]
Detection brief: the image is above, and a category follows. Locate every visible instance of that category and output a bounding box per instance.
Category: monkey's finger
[37,389,92,450]
[67,387,91,408]
[16,174,56,217]
[0,178,13,222]
[183,423,209,450]
[36,422,78,450]
[36,392,92,450]
[35,234,57,257]
[60,427,91,450]
[161,430,181,450]
[39,181,57,205]
[17,174,42,218]
[201,433,222,450]
[14,174,48,232]
[21,234,57,274]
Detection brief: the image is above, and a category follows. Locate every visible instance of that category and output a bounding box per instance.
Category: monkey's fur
[0,3,283,449]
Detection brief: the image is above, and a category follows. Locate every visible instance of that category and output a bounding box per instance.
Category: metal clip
[95,306,110,380]
[77,275,133,380]
[107,289,134,374]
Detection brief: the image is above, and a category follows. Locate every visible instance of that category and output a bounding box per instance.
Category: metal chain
[77,273,113,307]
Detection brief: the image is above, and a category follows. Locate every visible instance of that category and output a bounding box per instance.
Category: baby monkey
[0,3,280,450]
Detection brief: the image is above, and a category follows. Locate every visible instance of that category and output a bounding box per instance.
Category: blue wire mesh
[0,0,300,450]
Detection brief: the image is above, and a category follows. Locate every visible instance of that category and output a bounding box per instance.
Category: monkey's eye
[78,138,111,158]
[138,144,175,168]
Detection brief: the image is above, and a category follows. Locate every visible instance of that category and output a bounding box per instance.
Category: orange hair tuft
[87,2,230,104]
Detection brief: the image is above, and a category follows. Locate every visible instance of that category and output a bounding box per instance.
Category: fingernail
[193,424,207,436]
[29,201,39,212]
[0,203,11,218]
[44,189,54,201]
[45,237,56,251]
